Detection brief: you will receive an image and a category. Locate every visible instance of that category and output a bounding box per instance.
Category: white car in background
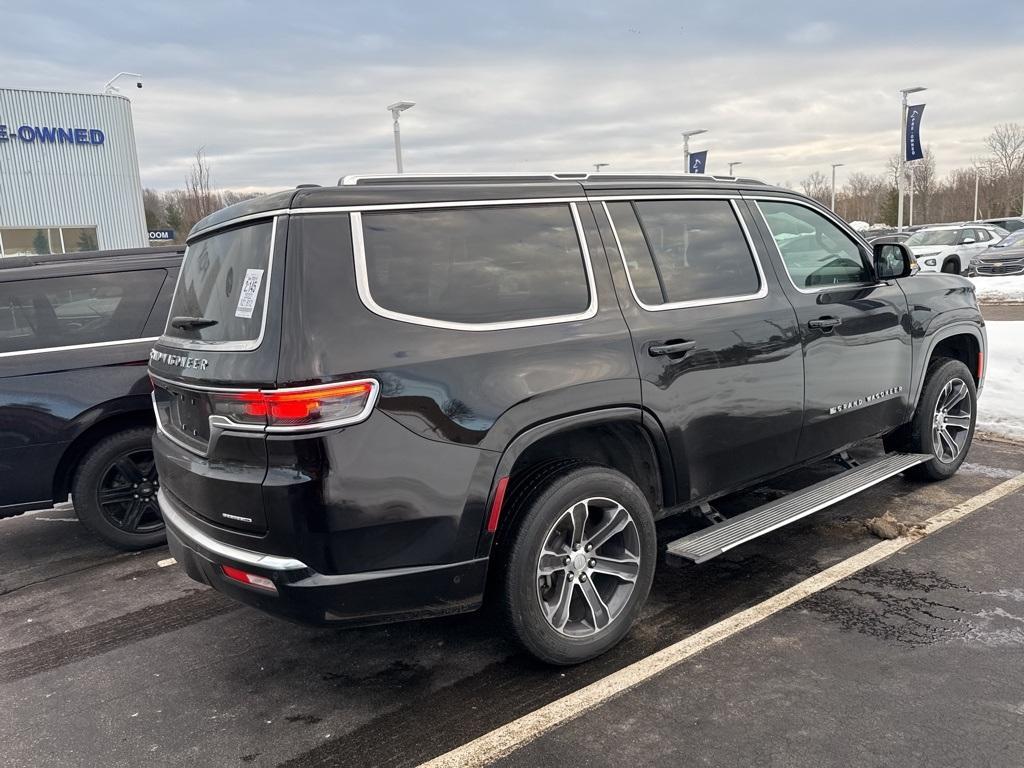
[905,224,1008,274]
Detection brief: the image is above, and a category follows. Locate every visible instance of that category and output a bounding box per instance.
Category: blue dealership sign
[689,150,708,174]
[148,229,176,242]
[905,104,925,162]
[0,121,105,146]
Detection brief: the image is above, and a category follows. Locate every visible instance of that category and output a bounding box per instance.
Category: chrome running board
[665,453,930,564]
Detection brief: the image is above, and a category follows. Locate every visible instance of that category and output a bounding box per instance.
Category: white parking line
[422,471,1024,768]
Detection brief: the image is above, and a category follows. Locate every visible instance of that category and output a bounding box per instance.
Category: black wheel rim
[96,449,164,534]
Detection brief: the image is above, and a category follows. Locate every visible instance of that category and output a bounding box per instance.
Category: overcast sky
[3,1,1023,191]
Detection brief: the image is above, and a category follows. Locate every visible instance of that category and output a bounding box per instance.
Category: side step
[665,453,930,564]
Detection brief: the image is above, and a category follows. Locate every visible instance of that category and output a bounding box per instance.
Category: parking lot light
[831,163,844,211]
[387,101,416,174]
[728,161,743,176]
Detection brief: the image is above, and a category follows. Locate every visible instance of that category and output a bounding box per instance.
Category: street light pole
[728,161,743,175]
[387,101,415,174]
[593,163,610,172]
[908,165,915,226]
[830,163,844,212]
[681,128,708,172]
[897,86,926,230]
[973,171,980,219]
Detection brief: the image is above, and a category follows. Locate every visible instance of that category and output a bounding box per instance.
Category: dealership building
[0,87,148,257]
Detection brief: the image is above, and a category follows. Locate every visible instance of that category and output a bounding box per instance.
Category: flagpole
[897,86,926,230]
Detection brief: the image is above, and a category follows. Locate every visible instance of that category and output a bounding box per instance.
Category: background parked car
[974,228,1024,276]
[980,216,1024,233]
[0,246,182,549]
[904,223,1008,274]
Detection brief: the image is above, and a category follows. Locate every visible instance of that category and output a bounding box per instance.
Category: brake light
[210,379,378,430]
[221,565,277,593]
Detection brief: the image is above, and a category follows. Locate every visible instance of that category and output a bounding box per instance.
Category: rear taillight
[221,565,277,593]
[210,379,378,431]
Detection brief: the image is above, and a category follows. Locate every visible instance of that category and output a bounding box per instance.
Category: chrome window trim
[602,198,769,312]
[0,336,160,359]
[751,197,879,295]
[351,201,599,332]
[185,194,745,239]
[158,489,309,571]
[161,216,279,353]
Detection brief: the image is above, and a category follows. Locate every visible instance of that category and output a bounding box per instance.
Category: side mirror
[873,242,917,279]
[962,237,976,245]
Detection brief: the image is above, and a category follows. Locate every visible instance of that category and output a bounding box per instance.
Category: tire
[500,465,656,665]
[895,358,977,481]
[72,426,166,550]
[941,257,960,274]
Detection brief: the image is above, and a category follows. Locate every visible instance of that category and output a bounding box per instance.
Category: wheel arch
[476,407,675,557]
[910,322,986,411]
[52,401,155,504]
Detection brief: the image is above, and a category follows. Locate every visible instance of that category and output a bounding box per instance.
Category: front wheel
[894,358,977,481]
[941,257,960,274]
[501,465,656,665]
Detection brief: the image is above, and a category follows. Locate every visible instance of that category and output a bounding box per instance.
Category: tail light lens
[210,379,378,431]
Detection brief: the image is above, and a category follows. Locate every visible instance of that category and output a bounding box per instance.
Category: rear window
[358,204,592,327]
[607,199,761,306]
[0,270,164,354]
[165,221,274,346]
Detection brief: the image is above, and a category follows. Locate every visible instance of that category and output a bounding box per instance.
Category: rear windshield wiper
[170,316,219,331]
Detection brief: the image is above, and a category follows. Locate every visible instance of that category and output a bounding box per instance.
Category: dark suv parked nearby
[151,173,985,664]
[1,246,182,549]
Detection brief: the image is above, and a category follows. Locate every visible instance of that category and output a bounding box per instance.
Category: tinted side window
[0,270,164,354]
[360,204,591,326]
[608,199,760,305]
[758,201,871,289]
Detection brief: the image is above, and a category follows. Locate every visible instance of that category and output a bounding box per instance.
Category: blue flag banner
[905,104,925,162]
[688,150,708,174]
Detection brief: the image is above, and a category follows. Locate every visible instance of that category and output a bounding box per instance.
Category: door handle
[808,316,842,332]
[649,340,697,357]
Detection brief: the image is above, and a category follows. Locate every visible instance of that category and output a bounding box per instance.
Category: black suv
[1,246,182,548]
[151,173,985,664]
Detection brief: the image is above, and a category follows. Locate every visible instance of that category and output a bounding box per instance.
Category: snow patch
[969,276,1024,304]
[977,321,1024,442]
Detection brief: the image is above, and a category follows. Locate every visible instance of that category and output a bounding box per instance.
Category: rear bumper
[160,489,487,626]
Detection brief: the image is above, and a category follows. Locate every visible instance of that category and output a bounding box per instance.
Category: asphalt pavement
[1,439,1022,767]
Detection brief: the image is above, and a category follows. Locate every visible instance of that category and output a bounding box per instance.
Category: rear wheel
[892,358,977,481]
[501,465,656,665]
[72,427,166,550]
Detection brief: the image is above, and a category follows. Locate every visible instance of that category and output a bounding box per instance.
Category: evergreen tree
[32,229,49,255]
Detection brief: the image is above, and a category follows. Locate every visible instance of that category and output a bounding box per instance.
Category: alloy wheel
[931,377,972,463]
[536,497,641,638]
[95,449,164,533]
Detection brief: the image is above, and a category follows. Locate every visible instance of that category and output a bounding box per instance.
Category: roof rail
[338,172,768,186]
[0,245,183,271]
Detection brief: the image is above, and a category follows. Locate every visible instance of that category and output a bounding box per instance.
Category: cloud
[1,0,1022,192]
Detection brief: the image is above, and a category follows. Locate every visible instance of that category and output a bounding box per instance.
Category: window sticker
[235,268,264,319]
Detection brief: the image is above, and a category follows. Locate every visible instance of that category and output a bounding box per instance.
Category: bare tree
[182,148,222,233]
[985,123,1024,215]
[800,171,831,206]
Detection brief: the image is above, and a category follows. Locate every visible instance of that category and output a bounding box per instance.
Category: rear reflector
[209,379,379,431]
[978,351,985,381]
[487,476,510,533]
[221,565,277,593]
